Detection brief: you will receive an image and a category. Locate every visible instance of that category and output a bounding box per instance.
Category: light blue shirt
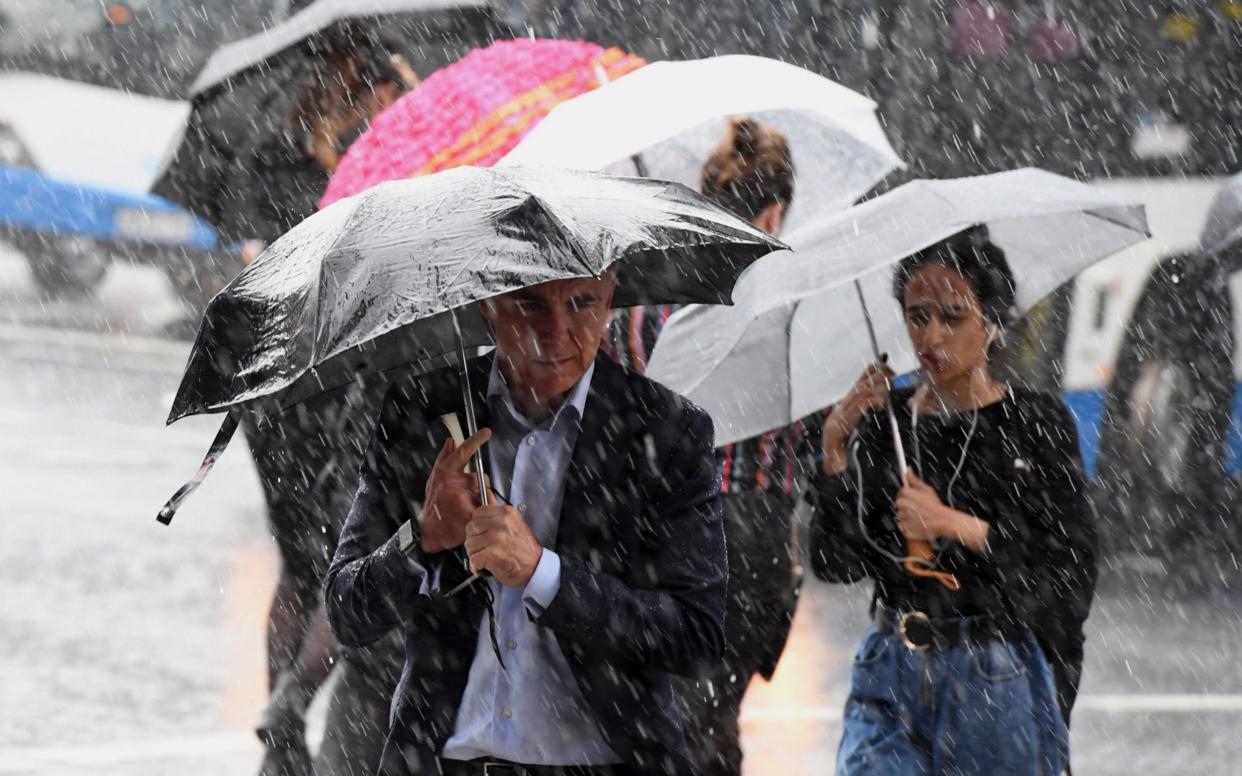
[441,359,618,765]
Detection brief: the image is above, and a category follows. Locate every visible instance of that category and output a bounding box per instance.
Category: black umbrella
[188,0,490,95]
[158,166,786,523]
[152,0,505,244]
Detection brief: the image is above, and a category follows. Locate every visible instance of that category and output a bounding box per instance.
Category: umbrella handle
[904,551,962,592]
[855,280,961,593]
[886,399,959,590]
[447,306,491,594]
[156,409,241,525]
[449,307,489,508]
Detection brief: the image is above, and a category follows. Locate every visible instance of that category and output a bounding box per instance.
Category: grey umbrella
[1201,172,1242,260]
[158,165,785,523]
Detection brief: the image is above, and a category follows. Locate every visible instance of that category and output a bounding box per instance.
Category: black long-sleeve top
[809,386,1099,722]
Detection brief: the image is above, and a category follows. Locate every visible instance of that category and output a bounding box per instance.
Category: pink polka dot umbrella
[320,38,644,208]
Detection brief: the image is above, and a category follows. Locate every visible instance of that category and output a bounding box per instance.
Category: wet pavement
[3,244,1242,774]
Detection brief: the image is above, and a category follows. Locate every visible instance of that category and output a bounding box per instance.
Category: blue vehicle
[0,161,219,293]
[0,73,228,297]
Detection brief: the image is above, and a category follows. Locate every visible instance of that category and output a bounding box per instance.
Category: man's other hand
[465,501,543,588]
[418,428,491,553]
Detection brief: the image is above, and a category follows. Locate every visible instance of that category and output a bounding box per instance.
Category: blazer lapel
[557,355,637,565]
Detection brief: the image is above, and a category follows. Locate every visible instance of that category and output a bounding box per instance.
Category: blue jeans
[837,625,1067,776]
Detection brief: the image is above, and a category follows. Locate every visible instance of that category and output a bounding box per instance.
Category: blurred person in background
[238,44,412,776]
[809,229,1098,775]
[608,117,801,776]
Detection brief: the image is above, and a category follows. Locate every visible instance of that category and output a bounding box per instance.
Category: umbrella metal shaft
[447,307,490,596]
[853,279,909,485]
[450,307,490,507]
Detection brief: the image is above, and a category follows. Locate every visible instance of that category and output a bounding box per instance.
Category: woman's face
[903,263,994,385]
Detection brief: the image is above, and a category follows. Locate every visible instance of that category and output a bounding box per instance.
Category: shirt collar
[486,353,595,433]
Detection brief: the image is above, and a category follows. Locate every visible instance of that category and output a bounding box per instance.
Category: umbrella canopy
[645,168,1151,446]
[320,39,645,207]
[169,165,785,423]
[189,0,488,96]
[497,54,904,228]
[1201,172,1242,259]
[153,34,408,244]
[154,2,506,245]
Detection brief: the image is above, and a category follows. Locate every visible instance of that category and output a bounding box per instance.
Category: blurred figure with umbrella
[319,38,644,207]
[1092,172,1242,591]
[155,26,415,776]
[242,46,410,776]
[608,117,801,776]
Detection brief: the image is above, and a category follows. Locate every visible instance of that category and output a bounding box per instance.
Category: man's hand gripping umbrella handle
[443,306,491,597]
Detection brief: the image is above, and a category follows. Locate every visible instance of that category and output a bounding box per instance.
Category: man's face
[480,275,618,406]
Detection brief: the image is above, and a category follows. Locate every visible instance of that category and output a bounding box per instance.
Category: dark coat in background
[324,353,727,775]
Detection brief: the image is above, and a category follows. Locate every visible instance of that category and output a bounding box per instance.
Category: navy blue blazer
[324,352,726,775]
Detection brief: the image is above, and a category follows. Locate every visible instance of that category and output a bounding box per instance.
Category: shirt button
[507,638,517,650]
[502,707,513,719]
[517,502,527,514]
[525,435,536,446]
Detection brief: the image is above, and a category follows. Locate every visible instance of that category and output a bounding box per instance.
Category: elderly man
[324,272,727,776]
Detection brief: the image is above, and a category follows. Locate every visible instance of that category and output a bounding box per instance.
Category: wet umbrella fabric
[153,1,500,244]
[645,168,1150,447]
[1201,172,1242,260]
[152,40,401,244]
[320,39,645,207]
[498,54,904,229]
[188,0,487,96]
[158,166,785,523]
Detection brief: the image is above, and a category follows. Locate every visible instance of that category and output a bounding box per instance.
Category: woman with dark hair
[609,117,800,776]
[810,227,1098,774]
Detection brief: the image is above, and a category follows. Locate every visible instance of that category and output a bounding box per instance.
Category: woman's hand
[896,473,990,554]
[821,361,895,475]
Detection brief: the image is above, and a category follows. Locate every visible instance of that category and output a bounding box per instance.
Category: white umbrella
[498,54,903,228]
[645,168,1151,447]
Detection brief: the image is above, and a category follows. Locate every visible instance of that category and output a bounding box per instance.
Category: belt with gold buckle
[898,611,935,651]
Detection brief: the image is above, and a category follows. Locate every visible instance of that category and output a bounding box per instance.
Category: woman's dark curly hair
[891,225,1017,330]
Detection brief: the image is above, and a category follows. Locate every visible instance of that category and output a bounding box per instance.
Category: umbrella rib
[309,192,371,357]
[1080,207,1152,238]
[784,299,798,431]
[530,194,599,276]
